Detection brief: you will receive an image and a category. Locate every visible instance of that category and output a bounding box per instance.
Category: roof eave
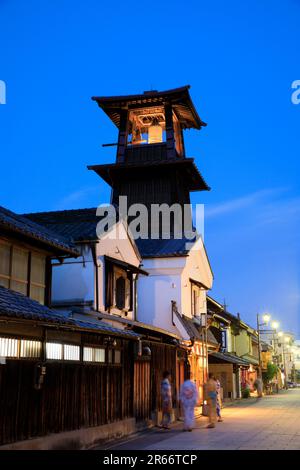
[0,222,80,257]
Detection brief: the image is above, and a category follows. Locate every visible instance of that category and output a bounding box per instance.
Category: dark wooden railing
[125,142,176,164]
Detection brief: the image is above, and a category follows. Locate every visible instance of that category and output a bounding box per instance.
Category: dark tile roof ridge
[22,207,98,218]
[0,206,79,255]
[136,236,197,258]
[210,351,250,365]
[92,85,191,103]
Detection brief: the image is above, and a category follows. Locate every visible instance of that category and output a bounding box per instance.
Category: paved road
[100,389,300,450]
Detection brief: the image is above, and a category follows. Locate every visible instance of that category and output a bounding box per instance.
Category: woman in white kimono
[179,374,199,432]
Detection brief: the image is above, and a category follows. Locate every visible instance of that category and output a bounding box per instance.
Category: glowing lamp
[278,331,283,337]
[271,321,279,330]
[148,117,163,144]
[262,314,271,323]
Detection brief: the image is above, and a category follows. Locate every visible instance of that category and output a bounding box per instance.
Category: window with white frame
[0,337,42,359]
[0,337,19,357]
[46,342,80,361]
[46,342,62,360]
[64,344,80,361]
[83,346,105,363]
[20,339,42,358]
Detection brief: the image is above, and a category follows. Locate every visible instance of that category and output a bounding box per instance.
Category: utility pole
[282,341,287,389]
[257,313,262,379]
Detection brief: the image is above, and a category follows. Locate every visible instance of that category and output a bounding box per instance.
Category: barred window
[20,339,41,358]
[46,342,80,361]
[64,344,80,361]
[0,337,18,357]
[83,346,105,363]
[46,342,62,360]
[0,337,42,359]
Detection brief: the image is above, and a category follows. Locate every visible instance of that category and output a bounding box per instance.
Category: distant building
[207,296,259,399]
[293,340,300,376]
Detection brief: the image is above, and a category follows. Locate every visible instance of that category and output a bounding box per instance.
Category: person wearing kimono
[160,371,172,429]
[205,373,217,428]
[179,374,199,431]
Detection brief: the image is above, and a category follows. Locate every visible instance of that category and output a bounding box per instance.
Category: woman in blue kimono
[160,371,172,429]
[179,373,199,432]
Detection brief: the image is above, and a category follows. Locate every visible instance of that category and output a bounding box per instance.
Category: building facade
[89,86,214,403]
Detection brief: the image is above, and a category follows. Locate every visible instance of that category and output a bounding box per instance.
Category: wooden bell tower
[88,86,210,237]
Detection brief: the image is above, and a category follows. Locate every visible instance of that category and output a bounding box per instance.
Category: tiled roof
[92,85,206,130]
[0,206,79,256]
[136,237,196,257]
[174,312,219,345]
[209,351,251,366]
[24,208,198,257]
[0,286,139,339]
[23,208,100,242]
[179,314,202,340]
[207,329,220,346]
[0,285,74,325]
[240,354,259,366]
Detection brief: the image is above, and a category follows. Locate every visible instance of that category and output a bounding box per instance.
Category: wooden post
[164,103,176,159]
[116,109,128,163]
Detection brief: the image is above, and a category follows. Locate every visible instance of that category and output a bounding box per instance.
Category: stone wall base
[0,418,138,450]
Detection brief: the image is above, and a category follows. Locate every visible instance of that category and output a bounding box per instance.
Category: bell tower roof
[89,85,210,238]
[92,85,207,130]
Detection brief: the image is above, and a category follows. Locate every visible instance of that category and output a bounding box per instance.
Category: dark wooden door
[134,361,151,421]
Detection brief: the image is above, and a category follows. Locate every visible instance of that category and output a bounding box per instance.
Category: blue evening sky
[0,0,299,335]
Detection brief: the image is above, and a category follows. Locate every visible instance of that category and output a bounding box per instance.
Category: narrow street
[99,389,300,450]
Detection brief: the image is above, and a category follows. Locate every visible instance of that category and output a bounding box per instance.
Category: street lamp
[257,313,272,379]
[257,313,280,381]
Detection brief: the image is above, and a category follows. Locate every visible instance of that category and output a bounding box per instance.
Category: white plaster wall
[51,245,95,306]
[137,239,213,334]
[137,257,185,333]
[97,221,141,267]
[181,237,213,318]
[52,222,141,315]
